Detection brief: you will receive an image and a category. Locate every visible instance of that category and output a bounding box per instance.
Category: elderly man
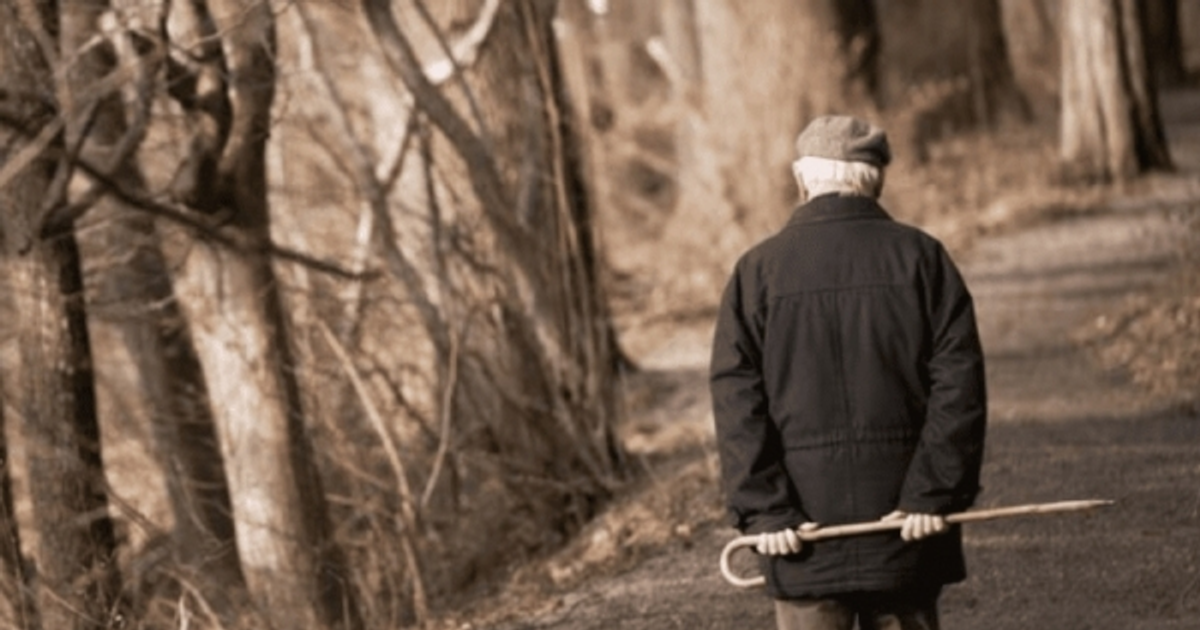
[710,115,988,630]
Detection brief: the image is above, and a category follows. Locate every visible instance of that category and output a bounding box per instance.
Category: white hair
[792,156,884,199]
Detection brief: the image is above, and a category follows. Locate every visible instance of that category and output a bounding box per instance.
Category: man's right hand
[755,522,819,555]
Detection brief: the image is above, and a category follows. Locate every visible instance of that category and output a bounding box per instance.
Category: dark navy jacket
[710,193,987,599]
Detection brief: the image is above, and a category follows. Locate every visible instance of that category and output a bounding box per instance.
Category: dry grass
[1074,200,1200,408]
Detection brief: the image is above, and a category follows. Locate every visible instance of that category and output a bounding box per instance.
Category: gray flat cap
[795,115,891,167]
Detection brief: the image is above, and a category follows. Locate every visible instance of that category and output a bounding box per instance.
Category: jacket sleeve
[900,244,988,515]
[710,260,805,534]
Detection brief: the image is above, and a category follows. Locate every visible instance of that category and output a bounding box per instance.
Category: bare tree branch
[0,25,147,194]
[13,0,58,69]
[0,109,64,196]
[294,2,447,349]
[361,0,514,237]
[416,0,502,84]
[0,111,371,279]
[412,0,494,143]
[421,312,469,509]
[38,16,164,235]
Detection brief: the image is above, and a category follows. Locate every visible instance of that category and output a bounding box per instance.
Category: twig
[379,114,421,195]
[0,110,65,196]
[316,320,429,622]
[317,321,417,524]
[41,99,102,224]
[421,314,466,508]
[174,575,229,630]
[1177,572,1200,615]
[522,0,593,350]
[522,2,616,472]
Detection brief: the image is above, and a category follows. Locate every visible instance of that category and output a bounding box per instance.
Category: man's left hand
[881,510,947,541]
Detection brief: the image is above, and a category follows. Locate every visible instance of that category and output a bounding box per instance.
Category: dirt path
[480,189,1198,630]
[476,96,1200,630]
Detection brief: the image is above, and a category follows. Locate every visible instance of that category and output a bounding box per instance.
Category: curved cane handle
[719,522,897,589]
[718,535,765,588]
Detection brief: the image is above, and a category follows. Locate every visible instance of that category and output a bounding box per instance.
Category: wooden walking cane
[720,499,1115,588]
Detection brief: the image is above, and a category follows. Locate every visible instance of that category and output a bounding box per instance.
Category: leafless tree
[158,0,361,626]
[0,2,122,627]
[53,0,250,621]
[359,0,628,596]
[362,0,627,470]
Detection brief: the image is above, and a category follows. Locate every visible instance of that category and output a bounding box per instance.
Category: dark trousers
[774,587,941,630]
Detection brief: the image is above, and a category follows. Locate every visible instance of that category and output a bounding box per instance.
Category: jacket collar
[787,193,891,227]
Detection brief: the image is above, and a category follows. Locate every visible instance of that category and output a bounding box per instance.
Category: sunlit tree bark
[94,213,251,619]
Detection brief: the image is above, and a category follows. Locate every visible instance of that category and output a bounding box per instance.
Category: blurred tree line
[0,0,1194,628]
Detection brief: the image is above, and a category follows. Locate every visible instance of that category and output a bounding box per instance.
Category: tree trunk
[694,0,879,218]
[1060,0,1172,182]
[998,0,1060,118]
[1144,0,1186,86]
[13,240,121,630]
[966,0,1032,126]
[0,409,35,629]
[167,229,346,630]
[0,10,40,628]
[664,0,880,279]
[161,0,359,627]
[1,2,122,628]
[874,0,1029,157]
[7,237,120,630]
[57,0,249,618]
[92,212,250,618]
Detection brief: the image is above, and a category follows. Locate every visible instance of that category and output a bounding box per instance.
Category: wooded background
[0,0,1197,628]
